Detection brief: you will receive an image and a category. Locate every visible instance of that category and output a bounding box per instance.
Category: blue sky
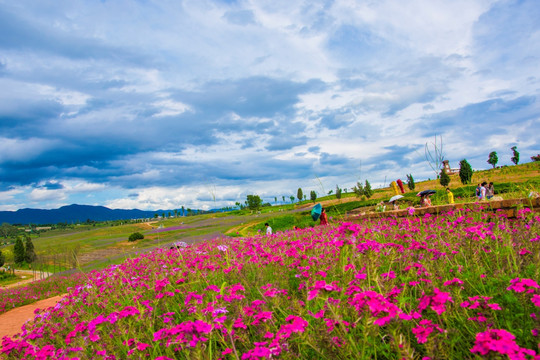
[0,0,539,211]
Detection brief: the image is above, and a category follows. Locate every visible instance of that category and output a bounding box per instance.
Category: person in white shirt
[265,223,272,235]
[480,182,487,200]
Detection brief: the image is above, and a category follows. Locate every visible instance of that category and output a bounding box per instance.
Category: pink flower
[233,317,247,329]
[136,342,150,351]
[412,320,444,344]
[531,294,540,307]
[507,278,540,293]
[443,278,464,286]
[470,329,536,358]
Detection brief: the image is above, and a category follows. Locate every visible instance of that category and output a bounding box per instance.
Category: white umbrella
[389,195,404,203]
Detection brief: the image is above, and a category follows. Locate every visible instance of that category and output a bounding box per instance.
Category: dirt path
[0,294,66,339]
[0,270,53,290]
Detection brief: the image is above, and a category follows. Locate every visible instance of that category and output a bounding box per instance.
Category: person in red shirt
[319,208,328,225]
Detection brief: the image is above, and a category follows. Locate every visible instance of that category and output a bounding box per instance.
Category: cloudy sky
[0,0,539,211]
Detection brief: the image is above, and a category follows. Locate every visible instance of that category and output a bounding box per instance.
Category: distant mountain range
[0,204,190,225]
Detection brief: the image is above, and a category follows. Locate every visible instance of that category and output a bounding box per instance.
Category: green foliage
[24,236,37,263]
[310,190,317,202]
[531,154,540,162]
[511,146,520,165]
[439,169,451,187]
[364,180,373,199]
[13,237,25,264]
[0,250,4,267]
[128,232,144,242]
[335,185,342,199]
[0,223,17,239]
[406,174,416,190]
[487,151,498,168]
[353,181,364,197]
[459,159,473,184]
[296,188,303,202]
[246,194,263,210]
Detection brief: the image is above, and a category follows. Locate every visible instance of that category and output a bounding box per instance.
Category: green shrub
[128,232,144,242]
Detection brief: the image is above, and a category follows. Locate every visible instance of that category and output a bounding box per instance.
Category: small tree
[14,237,25,264]
[310,190,317,202]
[531,154,540,162]
[0,223,17,239]
[440,169,451,187]
[511,146,520,165]
[297,188,303,202]
[406,174,416,191]
[128,232,144,242]
[335,185,342,199]
[487,151,498,168]
[289,195,295,203]
[353,181,365,197]
[24,235,37,263]
[246,195,263,210]
[459,159,473,184]
[0,250,5,267]
[364,180,373,199]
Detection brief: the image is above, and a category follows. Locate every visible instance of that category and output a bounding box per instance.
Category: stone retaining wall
[344,197,540,222]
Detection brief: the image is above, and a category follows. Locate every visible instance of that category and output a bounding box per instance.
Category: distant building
[442,160,459,175]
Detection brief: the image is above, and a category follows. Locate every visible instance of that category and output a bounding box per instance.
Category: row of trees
[241,146,532,211]
[486,146,520,168]
[12,235,37,265]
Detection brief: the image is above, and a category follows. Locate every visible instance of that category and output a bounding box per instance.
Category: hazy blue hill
[0,204,179,225]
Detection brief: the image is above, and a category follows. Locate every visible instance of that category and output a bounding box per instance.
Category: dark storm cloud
[0,74,327,189]
[39,181,64,190]
[0,100,63,136]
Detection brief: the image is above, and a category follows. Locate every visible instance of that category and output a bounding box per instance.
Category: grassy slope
[3,162,538,272]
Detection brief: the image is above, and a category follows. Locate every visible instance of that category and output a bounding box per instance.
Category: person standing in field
[486,182,494,200]
[480,182,487,200]
[420,195,432,207]
[319,208,328,225]
[446,187,454,204]
[265,223,272,235]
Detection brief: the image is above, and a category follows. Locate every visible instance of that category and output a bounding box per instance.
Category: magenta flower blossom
[531,294,540,307]
[470,329,537,358]
[412,319,444,344]
[507,278,540,293]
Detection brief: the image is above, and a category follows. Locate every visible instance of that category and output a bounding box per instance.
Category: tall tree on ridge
[487,151,498,168]
[297,188,303,202]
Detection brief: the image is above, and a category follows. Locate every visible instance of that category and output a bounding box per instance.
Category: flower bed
[0,273,86,315]
[1,208,539,359]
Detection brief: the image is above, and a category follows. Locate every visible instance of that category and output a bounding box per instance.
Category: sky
[0,0,539,212]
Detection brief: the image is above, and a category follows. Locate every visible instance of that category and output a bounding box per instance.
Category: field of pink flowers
[0,274,86,315]
[1,208,539,359]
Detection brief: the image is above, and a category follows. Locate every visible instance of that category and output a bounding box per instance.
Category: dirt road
[0,294,66,340]
[0,270,52,290]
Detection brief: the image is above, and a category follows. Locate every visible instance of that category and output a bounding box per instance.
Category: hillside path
[0,270,53,290]
[0,294,66,340]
